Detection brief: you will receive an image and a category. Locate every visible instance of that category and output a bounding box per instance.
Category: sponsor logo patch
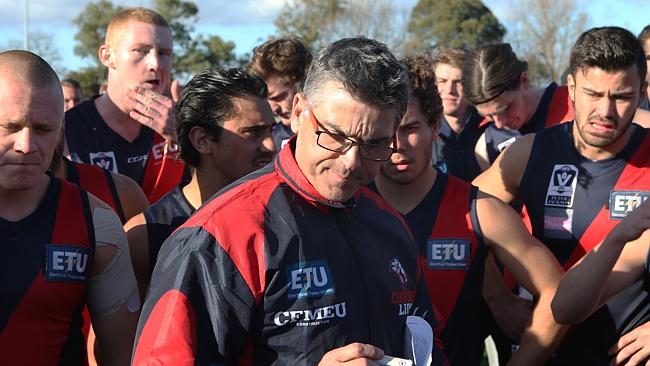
[45,245,92,282]
[391,290,415,316]
[543,207,574,239]
[286,260,335,300]
[545,164,578,208]
[89,151,117,173]
[127,154,148,164]
[427,239,470,270]
[273,302,347,327]
[497,136,519,152]
[609,190,650,220]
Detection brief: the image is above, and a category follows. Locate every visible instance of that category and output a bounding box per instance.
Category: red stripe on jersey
[141,134,185,204]
[183,173,280,304]
[0,180,92,365]
[565,132,650,268]
[133,289,196,366]
[424,176,480,321]
[545,85,573,127]
[73,162,120,214]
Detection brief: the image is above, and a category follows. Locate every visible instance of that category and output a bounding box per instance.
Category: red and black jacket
[0,177,95,366]
[133,141,447,366]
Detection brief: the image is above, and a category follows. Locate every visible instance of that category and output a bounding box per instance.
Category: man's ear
[520,71,530,89]
[567,73,576,102]
[188,126,215,156]
[290,92,307,134]
[98,44,115,69]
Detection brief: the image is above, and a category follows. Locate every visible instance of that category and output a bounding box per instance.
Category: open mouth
[142,79,160,89]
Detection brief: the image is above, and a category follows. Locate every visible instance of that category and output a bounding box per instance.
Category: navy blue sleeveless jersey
[485,83,570,163]
[143,185,195,273]
[433,107,486,181]
[65,98,156,185]
[372,173,487,365]
[0,176,95,365]
[520,122,650,365]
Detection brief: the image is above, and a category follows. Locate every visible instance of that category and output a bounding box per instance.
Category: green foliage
[406,0,505,53]
[72,0,124,65]
[274,0,345,51]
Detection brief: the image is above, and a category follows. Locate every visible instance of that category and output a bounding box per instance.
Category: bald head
[0,50,63,101]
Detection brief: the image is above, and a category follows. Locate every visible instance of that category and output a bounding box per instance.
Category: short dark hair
[61,78,82,91]
[175,67,268,167]
[433,47,470,71]
[570,26,646,82]
[303,37,410,121]
[248,37,312,85]
[462,43,528,105]
[401,54,443,129]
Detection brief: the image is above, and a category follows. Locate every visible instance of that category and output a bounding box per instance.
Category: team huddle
[2,6,650,366]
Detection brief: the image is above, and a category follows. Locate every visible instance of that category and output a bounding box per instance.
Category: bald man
[0,50,140,366]
[64,7,185,204]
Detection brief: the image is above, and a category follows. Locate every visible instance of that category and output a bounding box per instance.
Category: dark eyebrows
[240,122,273,133]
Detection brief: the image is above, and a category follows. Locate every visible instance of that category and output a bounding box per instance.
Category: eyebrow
[581,86,636,97]
[478,104,509,117]
[239,122,272,132]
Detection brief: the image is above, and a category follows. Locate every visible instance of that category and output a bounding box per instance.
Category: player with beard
[64,7,185,204]
[474,26,650,365]
[372,54,565,365]
[125,67,275,301]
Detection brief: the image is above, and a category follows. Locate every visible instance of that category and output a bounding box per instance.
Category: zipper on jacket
[333,207,375,345]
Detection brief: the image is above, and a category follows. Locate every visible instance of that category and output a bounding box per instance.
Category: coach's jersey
[520,122,650,365]
[0,177,95,366]
[65,158,126,224]
[143,185,195,273]
[433,107,486,181]
[65,98,185,203]
[485,83,573,163]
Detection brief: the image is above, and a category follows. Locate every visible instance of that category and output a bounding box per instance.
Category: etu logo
[286,260,335,299]
[45,245,92,282]
[427,239,470,270]
[610,190,650,220]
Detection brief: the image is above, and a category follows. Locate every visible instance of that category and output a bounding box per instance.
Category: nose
[261,131,276,153]
[146,50,160,72]
[269,100,282,116]
[340,143,363,171]
[492,114,508,129]
[14,127,37,154]
[597,97,616,118]
[395,128,409,151]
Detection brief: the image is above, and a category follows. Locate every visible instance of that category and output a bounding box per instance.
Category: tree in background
[506,0,588,86]
[274,0,409,56]
[1,31,65,76]
[406,0,505,53]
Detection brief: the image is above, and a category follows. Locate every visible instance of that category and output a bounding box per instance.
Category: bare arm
[476,192,566,365]
[473,134,535,205]
[124,213,151,303]
[633,108,650,128]
[552,200,650,325]
[474,131,491,172]
[112,172,149,222]
[87,196,140,366]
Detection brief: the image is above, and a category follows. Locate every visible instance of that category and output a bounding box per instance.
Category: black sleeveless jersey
[65,98,156,185]
[485,83,560,163]
[433,107,486,181]
[143,185,195,273]
[520,122,650,365]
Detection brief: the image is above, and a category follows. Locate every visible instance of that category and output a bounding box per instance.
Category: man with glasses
[133,37,446,365]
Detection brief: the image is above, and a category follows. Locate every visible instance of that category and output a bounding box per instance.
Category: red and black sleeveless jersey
[0,177,95,366]
[520,122,650,365]
[64,158,126,224]
[374,173,487,365]
[65,98,186,204]
[484,83,573,163]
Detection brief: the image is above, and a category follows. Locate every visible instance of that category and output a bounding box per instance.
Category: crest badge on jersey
[545,164,579,208]
[426,239,470,270]
[89,151,118,173]
[389,257,409,289]
[286,260,335,300]
[609,190,650,220]
[45,244,92,282]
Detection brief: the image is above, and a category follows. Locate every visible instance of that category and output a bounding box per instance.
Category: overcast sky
[0,0,648,74]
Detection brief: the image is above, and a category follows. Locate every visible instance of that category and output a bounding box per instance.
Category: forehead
[225,96,274,127]
[265,75,294,94]
[0,76,63,125]
[116,20,172,49]
[434,63,462,78]
[475,90,516,115]
[574,65,641,89]
[62,85,81,96]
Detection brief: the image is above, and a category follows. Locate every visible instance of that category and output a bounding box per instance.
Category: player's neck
[0,174,50,222]
[182,167,230,209]
[375,166,437,214]
[95,90,143,143]
[444,106,469,135]
[573,123,636,161]
[523,88,545,126]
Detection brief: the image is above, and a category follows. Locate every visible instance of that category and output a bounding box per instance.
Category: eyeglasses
[306,107,396,162]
